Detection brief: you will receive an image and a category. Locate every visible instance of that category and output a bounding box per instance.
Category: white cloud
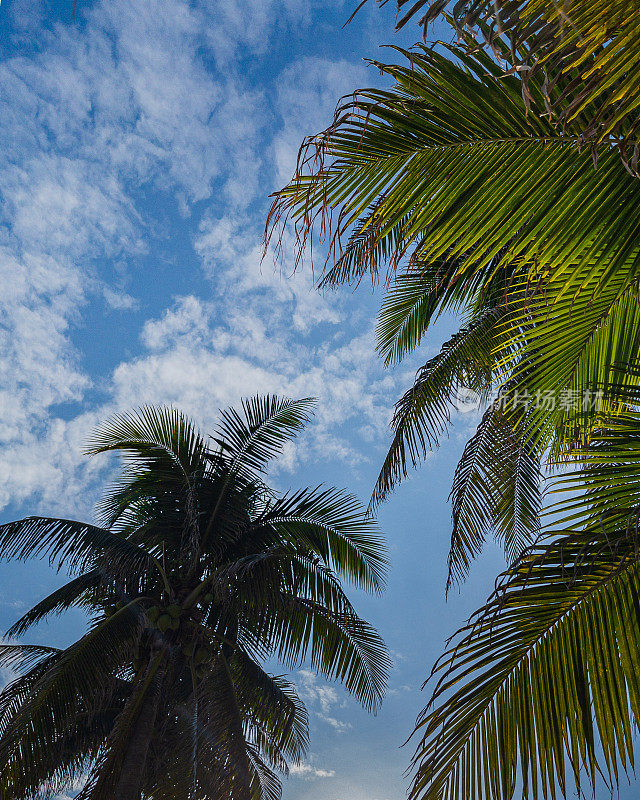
[103,287,140,312]
[0,0,401,516]
[0,0,267,512]
[297,670,353,734]
[290,761,336,780]
[317,714,352,733]
[196,214,341,333]
[298,670,339,714]
[0,637,17,692]
[108,289,397,479]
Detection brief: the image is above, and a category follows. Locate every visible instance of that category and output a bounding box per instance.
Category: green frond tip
[387,0,640,158]
[371,309,498,509]
[213,395,317,478]
[447,402,541,591]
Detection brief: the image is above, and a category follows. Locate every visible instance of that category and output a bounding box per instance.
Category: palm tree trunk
[114,661,166,800]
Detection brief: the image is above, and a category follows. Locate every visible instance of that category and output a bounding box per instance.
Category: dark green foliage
[0,398,389,800]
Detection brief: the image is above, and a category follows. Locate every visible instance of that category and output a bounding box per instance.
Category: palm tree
[265,26,640,800]
[0,397,389,800]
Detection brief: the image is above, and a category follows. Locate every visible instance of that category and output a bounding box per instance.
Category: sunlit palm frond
[410,522,640,800]
[376,0,640,158]
[375,259,465,366]
[500,259,640,454]
[267,45,640,289]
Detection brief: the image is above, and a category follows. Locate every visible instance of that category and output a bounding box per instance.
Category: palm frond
[230,653,309,764]
[267,45,640,289]
[264,485,388,593]
[548,404,640,533]
[213,395,316,480]
[447,402,541,589]
[0,644,60,674]
[372,308,500,507]
[376,259,464,366]
[0,517,152,576]
[0,658,124,800]
[380,0,640,158]
[0,604,142,798]
[6,570,101,638]
[258,594,390,713]
[87,405,207,477]
[0,397,388,800]
[410,523,640,800]
[499,262,640,455]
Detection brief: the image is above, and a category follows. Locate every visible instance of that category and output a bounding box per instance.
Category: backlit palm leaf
[372,307,500,507]
[410,520,640,800]
[267,46,640,287]
[373,0,640,161]
[447,401,542,590]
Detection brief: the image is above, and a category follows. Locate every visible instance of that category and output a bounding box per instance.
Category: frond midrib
[328,133,594,167]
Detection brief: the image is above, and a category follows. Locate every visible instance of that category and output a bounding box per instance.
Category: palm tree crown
[0,397,389,800]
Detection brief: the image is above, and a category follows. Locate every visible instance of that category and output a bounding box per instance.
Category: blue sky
[0,2,636,799]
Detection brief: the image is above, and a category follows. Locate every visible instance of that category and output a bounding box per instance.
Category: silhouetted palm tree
[0,397,389,800]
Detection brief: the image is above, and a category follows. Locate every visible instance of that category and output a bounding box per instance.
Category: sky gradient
[1,2,637,799]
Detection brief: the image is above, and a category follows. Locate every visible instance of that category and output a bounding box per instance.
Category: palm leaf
[410,524,640,800]
[499,261,640,455]
[87,405,207,478]
[264,485,388,593]
[447,402,541,590]
[230,653,309,765]
[0,644,60,674]
[372,307,500,507]
[6,570,101,638]
[267,45,640,290]
[78,649,167,800]
[213,395,316,480]
[0,517,152,576]
[381,0,640,159]
[0,397,388,800]
[376,259,465,366]
[255,593,390,713]
[0,604,143,798]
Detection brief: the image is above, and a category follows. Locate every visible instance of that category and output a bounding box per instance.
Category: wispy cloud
[297,670,353,734]
[0,0,400,521]
[290,761,336,780]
